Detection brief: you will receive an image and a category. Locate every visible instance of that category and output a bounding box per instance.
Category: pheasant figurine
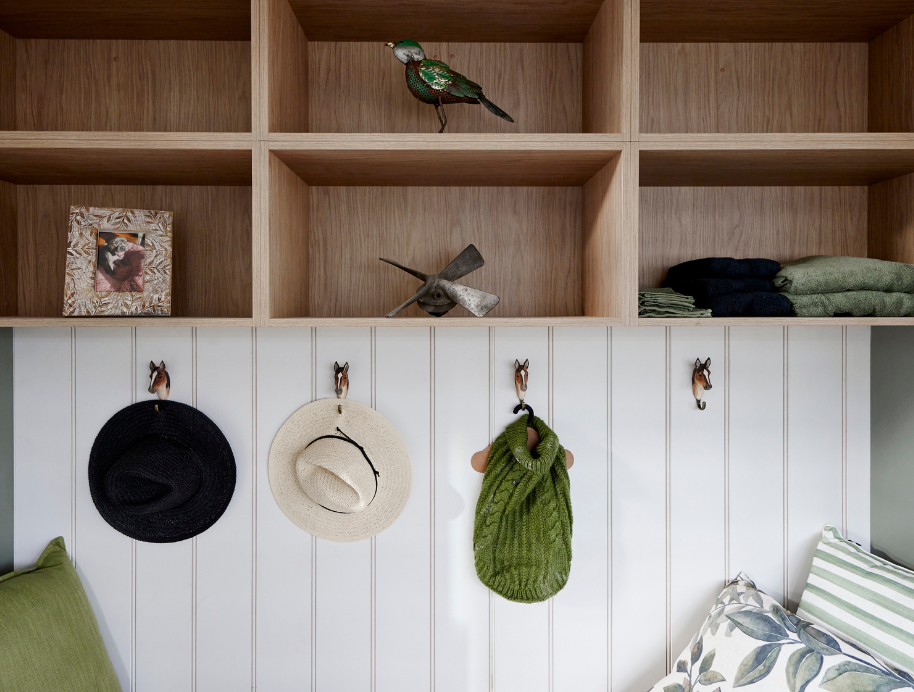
[385,40,515,133]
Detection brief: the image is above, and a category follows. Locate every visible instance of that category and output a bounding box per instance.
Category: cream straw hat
[268,398,411,542]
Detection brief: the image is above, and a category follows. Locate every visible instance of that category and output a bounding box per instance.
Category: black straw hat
[88,400,236,543]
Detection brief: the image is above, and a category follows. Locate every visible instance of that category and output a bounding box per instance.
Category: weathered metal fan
[380,244,500,318]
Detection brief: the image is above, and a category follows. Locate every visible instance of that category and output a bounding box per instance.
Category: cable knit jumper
[473,415,572,603]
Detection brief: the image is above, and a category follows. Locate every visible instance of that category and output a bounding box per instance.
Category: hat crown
[295,436,377,513]
[104,436,203,515]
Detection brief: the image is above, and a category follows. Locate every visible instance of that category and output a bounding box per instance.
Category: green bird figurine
[385,40,515,133]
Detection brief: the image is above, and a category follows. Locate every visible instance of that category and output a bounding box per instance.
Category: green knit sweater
[473,415,572,603]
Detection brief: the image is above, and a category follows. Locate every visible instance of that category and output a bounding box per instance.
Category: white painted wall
[12,326,870,692]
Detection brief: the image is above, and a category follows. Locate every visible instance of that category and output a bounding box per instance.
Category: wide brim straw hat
[88,400,236,543]
[269,398,411,543]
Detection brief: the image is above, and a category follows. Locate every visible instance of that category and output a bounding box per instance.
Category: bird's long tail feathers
[479,96,515,123]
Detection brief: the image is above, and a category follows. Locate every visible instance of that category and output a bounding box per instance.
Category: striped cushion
[797,525,914,675]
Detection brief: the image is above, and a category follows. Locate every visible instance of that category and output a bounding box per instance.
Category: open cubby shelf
[0,141,254,324]
[2,0,914,326]
[0,2,252,134]
[637,0,914,135]
[636,142,914,325]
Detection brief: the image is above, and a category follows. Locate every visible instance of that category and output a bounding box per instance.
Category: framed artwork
[63,206,173,317]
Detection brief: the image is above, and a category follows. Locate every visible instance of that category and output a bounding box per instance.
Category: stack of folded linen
[663,257,791,317]
[638,287,711,318]
[776,255,914,317]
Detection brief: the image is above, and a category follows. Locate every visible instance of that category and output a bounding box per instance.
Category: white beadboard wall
[12,326,870,692]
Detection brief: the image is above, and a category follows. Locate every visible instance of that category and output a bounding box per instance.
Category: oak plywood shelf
[4,0,914,327]
[0,141,254,322]
[0,1,252,134]
[264,0,629,136]
[637,1,914,136]
[265,142,628,322]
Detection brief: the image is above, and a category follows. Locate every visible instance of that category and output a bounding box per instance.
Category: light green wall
[0,328,11,575]
[871,326,914,570]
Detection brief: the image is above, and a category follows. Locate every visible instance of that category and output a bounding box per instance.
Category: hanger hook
[514,358,529,410]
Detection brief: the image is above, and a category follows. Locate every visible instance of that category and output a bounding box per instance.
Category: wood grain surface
[266,0,308,134]
[583,154,626,318]
[271,147,617,186]
[0,29,13,130]
[285,0,607,42]
[0,145,253,185]
[267,153,309,319]
[583,0,625,134]
[639,186,868,287]
[309,186,582,318]
[0,0,251,41]
[869,15,914,133]
[639,148,914,186]
[0,179,17,315]
[16,185,252,318]
[16,39,251,132]
[309,42,582,134]
[640,43,868,134]
[640,0,914,42]
[869,172,914,264]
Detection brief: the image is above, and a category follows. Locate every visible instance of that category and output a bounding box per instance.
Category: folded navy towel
[701,291,792,317]
[664,277,777,300]
[665,258,781,283]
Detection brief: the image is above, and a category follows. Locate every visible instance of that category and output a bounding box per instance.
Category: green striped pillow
[797,525,914,676]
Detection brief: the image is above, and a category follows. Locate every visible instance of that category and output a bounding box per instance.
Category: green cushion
[0,537,121,691]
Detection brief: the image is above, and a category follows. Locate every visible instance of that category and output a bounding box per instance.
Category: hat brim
[268,399,411,542]
[88,400,236,543]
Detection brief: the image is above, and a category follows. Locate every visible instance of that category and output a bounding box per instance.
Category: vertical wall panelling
[727,327,786,604]
[375,327,432,692]
[313,327,373,692]
[255,327,313,691]
[844,327,871,550]
[12,328,71,569]
[611,327,668,692]
[786,327,844,610]
[552,327,610,691]
[194,328,254,692]
[12,326,872,688]
[434,328,490,692]
[74,327,134,691]
[133,328,194,692]
[668,328,726,660]
[492,327,551,692]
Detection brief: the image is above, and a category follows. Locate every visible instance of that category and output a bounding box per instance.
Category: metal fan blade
[380,257,428,282]
[437,244,485,282]
[386,286,429,317]
[439,279,500,317]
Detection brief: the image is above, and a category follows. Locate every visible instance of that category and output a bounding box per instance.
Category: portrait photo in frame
[63,206,173,317]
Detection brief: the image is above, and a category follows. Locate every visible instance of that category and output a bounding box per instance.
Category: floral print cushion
[649,574,914,692]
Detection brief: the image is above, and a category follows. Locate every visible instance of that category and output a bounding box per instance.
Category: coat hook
[513,359,533,426]
[514,359,529,410]
[148,360,170,410]
[692,358,712,410]
[334,361,349,413]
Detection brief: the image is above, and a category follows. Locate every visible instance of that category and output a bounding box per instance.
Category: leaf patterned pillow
[649,574,914,692]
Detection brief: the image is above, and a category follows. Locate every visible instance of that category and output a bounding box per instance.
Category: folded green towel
[638,288,712,318]
[775,256,914,295]
[783,291,914,317]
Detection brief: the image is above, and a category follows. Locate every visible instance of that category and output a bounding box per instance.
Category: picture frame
[63,206,173,317]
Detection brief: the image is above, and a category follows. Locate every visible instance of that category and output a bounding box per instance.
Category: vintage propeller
[380,244,500,318]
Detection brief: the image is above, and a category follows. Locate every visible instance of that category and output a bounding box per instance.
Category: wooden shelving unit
[2,0,914,326]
